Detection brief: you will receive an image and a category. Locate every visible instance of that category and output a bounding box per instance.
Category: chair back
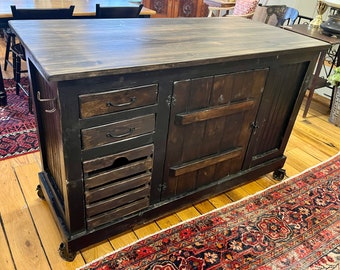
[96,4,143,18]
[232,0,260,18]
[252,5,287,26]
[281,7,299,26]
[10,5,75,20]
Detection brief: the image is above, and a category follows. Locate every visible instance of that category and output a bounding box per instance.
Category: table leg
[330,45,340,108]
[303,50,326,118]
[0,65,7,106]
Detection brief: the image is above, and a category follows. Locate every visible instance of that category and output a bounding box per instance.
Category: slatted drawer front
[79,84,158,118]
[81,114,155,150]
[83,145,153,230]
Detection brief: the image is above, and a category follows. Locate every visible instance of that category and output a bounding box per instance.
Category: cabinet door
[173,0,206,17]
[143,0,208,17]
[143,0,174,17]
[243,62,309,168]
[161,69,268,199]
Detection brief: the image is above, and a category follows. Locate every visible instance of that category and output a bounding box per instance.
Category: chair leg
[0,65,7,106]
[303,51,327,118]
[303,89,315,118]
[12,53,17,94]
[14,53,21,96]
[3,31,15,71]
[4,35,11,71]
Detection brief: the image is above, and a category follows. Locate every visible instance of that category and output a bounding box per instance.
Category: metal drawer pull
[37,91,57,113]
[106,127,135,138]
[106,97,136,107]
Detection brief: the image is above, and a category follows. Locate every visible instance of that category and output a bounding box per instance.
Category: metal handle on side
[37,91,57,113]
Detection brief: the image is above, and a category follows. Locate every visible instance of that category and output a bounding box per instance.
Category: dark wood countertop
[9,17,329,81]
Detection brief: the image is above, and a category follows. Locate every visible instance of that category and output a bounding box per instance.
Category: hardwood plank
[225,186,249,202]
[81,240,114,263]
[255,176,279,189]
[208,194,233,208]
[0,160,51,270]
[156,214,181,229]
[176,206,201,221]
[239,180,264,195]
[194,200,216,214]
[285,148,322,172]
[0,213,16,270]
[133,222,160,239]
[14,162,85,269]
[109,230,138,250]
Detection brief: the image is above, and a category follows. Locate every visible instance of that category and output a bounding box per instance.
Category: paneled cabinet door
[243,61,310,169]
[161,69,268,200]
[143,0,208,17]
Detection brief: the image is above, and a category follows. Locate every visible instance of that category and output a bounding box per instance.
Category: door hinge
[157,183,167,192]
[166,95,176,107]
[250,121,259,131]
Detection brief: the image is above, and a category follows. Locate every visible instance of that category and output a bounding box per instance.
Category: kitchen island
[9,17,328,260]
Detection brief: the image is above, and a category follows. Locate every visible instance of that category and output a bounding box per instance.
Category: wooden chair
[207,0,259,18]
[95,4,143,18]
[252,5,288,26]
[10,5,75,113]
[252,5,299,26]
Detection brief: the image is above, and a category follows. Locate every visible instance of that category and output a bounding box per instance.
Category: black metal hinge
[166,95,176,107]
[157,183,167,192]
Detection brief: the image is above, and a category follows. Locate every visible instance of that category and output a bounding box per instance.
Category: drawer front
[81,114,155,150]
[79,84,158,118]
[83,145,153,229]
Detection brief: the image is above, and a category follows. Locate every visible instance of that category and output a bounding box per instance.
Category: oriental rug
[0,78,38,160]
[79,154,340,270]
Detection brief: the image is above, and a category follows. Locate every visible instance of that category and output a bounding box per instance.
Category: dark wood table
[285,24,340,117]
[0,0,156,18]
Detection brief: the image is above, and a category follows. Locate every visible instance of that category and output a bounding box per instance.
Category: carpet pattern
[0,78,38,160]
[79,154,340,270]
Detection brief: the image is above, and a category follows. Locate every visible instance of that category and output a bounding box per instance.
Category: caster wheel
[36,185,45,200]
[273,168,286,180]
[59,242,77,262]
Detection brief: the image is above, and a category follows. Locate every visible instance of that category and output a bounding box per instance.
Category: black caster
[273,168,286,180]
[59,242,77,262]
[36,185,45,200]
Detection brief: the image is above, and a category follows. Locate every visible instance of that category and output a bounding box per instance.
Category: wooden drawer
[79,84,158,118]
[83,145,153,229]
[81,114,155,150]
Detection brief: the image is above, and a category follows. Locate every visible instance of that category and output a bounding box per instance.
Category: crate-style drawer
[79,84,158,118]
[83,145,153,229]
[81,114,155,150]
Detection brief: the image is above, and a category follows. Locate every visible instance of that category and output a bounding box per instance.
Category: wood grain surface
[9,17,329,81]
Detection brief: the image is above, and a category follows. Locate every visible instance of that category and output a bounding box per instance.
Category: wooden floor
[1,36,340,270]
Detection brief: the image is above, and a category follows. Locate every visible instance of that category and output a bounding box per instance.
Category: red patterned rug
[0,78,39,160]
[79,154,340,270]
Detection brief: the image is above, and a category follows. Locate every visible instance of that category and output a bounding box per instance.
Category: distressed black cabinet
[9,17,328,260]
